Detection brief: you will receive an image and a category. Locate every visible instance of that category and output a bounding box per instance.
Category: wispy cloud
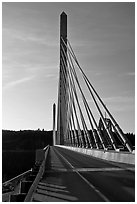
[102,96,135,112]
[3,76,35,90]
[87,96,134,104]
[3,27,57,47]
[103,96,134,103]
[86,95,135,114]
[125,72,135,76]
[45,73,58,78]
[118,72,135,78]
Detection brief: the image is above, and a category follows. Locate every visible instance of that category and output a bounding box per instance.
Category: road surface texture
[31,146,135,202]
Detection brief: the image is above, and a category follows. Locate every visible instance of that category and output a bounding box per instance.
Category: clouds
[2,2,135,132]
[86,95,134,114]
[3,76,35,90]
[124,72,135,77]
[103,95,134,111]
[103,96,134,103]
[3,22,59,90]
[3,27,58,48]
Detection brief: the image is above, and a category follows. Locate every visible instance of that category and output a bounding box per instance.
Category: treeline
[2,129,53,150]
[2,129,135,182]
[88,130,135,148]
[2,129,53,182]
[2,129,135,150]
[125,132,135,146]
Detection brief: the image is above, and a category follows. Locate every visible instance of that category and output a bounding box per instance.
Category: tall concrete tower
[53,103,56,146]
[57,12,67,145]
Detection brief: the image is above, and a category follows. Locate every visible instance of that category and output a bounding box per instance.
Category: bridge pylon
[57,12,67,145]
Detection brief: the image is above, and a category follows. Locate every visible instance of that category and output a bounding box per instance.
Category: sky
[2,2,135,133]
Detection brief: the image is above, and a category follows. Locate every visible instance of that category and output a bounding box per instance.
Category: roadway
[31,146,135,202]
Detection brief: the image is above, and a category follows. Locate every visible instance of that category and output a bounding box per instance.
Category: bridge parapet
[56,145,135,165]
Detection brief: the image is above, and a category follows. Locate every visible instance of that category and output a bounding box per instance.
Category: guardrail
[24,145,50,202]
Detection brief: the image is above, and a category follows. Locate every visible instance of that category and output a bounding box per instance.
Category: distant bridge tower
[57,12,67,145]
[53,103,56,146]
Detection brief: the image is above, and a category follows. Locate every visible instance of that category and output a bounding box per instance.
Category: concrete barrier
[56,145,135,165]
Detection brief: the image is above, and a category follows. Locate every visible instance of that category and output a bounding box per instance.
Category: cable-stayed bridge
[56,12,133,153]
[2,12,135,202]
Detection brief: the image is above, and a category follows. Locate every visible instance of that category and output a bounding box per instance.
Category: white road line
[54,147,110,202]
[45,167,135,173]
[75,167,135,172]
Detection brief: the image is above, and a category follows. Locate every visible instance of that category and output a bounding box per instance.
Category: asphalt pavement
[31,146,135,202]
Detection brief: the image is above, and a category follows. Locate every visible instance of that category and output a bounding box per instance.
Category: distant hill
[2,129,135,182]
[2,129,53,150]
[2,129,53,182]
[124,132,135,146]
[2,129,134,150]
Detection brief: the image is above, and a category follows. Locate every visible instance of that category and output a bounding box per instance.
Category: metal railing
[3,169,32,194]
[24,145,50,202]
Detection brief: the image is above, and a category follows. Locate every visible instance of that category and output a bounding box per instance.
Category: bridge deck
[30,146,134,202]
